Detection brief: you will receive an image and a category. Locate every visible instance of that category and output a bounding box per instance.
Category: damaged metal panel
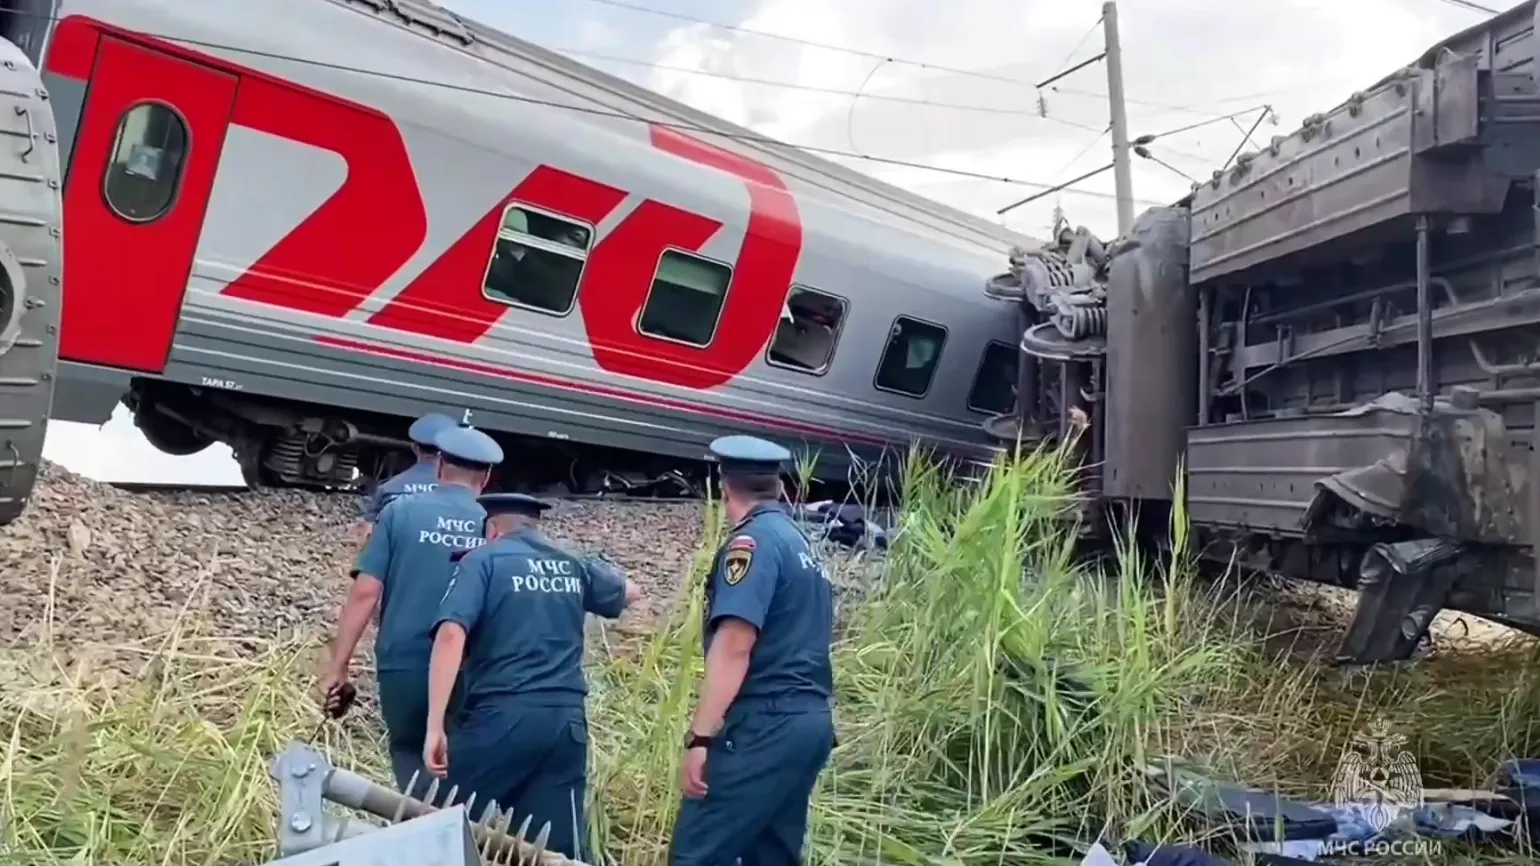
[1186,0,1540,285]
[1186,392,1527,543]
[1186,408,1417,534]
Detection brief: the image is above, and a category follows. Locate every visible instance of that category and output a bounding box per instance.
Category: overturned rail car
[0,24,64,528]
[988,1,1540,663]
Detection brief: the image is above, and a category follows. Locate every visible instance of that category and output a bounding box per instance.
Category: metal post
[1102,1,1135,235]
[1415,215,1434,413]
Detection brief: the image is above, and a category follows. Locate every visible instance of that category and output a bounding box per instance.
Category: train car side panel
[56,34,235,373]
[42,0,1024,490]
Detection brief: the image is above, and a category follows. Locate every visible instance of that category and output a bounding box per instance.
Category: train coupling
[266,741,590,865]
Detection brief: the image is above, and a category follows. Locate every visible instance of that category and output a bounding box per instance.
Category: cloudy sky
[45,0,1493,484]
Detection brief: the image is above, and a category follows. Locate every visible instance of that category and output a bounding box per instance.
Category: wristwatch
[684,731,714,749]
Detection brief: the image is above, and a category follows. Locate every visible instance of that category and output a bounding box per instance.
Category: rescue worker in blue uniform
[352,411,457,547]
[670,435,836,866]
[322,421,503,794]
[424,493,640,860]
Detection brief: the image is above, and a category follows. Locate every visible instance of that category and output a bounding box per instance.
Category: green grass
[4,447,1540,864]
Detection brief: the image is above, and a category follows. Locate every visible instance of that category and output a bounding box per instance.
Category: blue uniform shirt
[356,485,488,671]
[434,529,628,710]
[361,460,440,524]
[705,503,834,703]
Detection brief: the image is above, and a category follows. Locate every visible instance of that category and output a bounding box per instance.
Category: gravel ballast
[0,463,706,661]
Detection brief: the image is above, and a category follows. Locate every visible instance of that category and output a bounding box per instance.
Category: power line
[568,0,1288,119]
[995,163,1115,216]
[1046,15,1105,83]
[569,0,1041,87]
[10,12,1136,201]
[1142,105,1273,140]
[1430,0,1498,13]
[1218,107,1273,174]
[558,46,1075,118]
[1050,127,1109,181]
[1133,147,1196,184]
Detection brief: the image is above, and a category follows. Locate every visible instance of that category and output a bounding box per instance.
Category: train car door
[59,35,237,373]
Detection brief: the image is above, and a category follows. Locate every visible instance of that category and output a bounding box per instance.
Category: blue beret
[478,492,551,518]
[407,412,457,448]
[433,425,504,467]
[708,435,790,477]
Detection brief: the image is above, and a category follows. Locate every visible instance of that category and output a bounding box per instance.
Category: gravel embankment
[0,463,886,673]
[0,463,706,659]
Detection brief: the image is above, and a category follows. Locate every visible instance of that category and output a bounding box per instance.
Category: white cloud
[40,0,1493,483]
[645,0,1479,235]
[45,406,243,485]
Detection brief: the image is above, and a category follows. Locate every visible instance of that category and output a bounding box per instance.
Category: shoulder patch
[723,547,753,585]
[726,534,757,552]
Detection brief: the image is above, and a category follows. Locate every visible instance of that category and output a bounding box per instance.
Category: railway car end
[989,0,1540,664]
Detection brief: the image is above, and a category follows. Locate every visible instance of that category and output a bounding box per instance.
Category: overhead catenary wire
[1429,0,1498,14]
[1034,13,1106,99]
[570,0,1050,87]
[994,163,1117,216]
[1045,14,1106,84]
[0,9,1153,202]
[1133,147,1196,184]
[1051,126,1110,181]
[566,0,1316,118]
[1139,106,1274,141]
[1218,107,1273,174]
[560,46,1090,117]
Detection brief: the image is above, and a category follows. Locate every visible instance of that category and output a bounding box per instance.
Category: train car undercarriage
[125,378,708,498]
[986,2,1540,664]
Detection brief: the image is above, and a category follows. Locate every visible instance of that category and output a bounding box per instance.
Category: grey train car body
[995,0,1540,662]
[32,0,1029,494]
[0,10,65,528]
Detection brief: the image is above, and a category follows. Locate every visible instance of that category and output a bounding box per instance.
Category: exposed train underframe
[988,4,1540,663]
[124,378,709,499]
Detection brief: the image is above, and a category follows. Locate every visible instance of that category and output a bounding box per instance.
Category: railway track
[106,481,252,495]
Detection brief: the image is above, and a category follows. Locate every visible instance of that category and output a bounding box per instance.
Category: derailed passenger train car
[990,0,1540,663]
[34,0,1028,497]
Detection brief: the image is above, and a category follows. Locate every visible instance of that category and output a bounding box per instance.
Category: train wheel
[134,406,215,457]
[234,438,277,489]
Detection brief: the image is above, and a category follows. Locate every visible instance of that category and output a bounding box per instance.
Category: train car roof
[328,0,1042,255]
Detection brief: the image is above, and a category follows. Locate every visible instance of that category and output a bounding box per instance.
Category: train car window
[766,286,848,375]
[638,250,731,346]
[481,204,593,316]
[874,316,947,398]
[966,341,1018,414]
[102,102,188,223]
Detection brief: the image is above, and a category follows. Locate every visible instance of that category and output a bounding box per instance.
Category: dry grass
[2,450,1538,864]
